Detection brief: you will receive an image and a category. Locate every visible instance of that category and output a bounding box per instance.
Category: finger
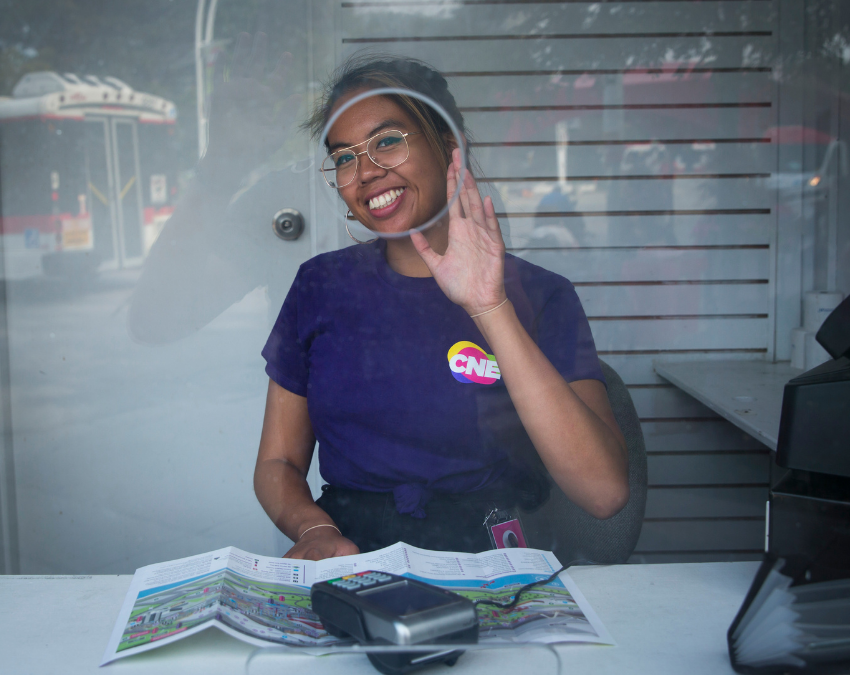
[249,32,268,80]
[483,195,502,234]
[231,32,253,79]
[446,160,463,221]
[461,170,489,229]
[410,229,442,272]
[450,149,473,218]
[454,147,469,190]
[458,167,482,223]
[483,196,505,246]
[453,149,477,220]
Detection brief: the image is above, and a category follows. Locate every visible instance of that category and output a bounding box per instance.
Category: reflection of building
[0,72,177,279]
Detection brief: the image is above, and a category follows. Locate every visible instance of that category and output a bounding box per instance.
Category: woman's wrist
[472,299,525,358]
[468,296,509,318]
[471,297,514,332]
[298,522,341,540]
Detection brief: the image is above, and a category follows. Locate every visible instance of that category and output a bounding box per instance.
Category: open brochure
[101,542,614,665]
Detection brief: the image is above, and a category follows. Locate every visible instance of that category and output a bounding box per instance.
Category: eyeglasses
[320,130,421,189]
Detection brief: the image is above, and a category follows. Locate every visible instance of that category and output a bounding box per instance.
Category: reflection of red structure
[128,629,157,639]
[762,125,834,145]
[0,71,177,278]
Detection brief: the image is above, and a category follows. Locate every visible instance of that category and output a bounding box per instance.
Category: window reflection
[0,0,847,574]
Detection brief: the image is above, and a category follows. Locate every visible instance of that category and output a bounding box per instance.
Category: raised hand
[410,148,507,317]
[202,32,302,188]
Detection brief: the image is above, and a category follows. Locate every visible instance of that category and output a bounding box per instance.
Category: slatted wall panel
[337,0,776,562]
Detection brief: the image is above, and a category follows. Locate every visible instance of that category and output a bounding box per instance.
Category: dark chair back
[520,359,648,564]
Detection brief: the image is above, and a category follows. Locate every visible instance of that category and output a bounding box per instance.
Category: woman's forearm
[474,301,629,519]
[255,382,358,559]
[254,458,336,541]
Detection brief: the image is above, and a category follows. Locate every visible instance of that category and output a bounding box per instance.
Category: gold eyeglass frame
[319,130,422,189]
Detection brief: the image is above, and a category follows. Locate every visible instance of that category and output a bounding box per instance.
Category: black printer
[769,295,850,583]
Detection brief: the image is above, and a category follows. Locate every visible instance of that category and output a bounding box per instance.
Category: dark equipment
[310,571,478,675]
[729,297,850,672]
[771,294,850,580]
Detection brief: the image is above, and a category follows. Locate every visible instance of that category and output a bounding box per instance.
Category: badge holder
[483,507,528,549]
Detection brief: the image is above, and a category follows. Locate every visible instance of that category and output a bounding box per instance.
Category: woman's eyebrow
[328,118,410,153]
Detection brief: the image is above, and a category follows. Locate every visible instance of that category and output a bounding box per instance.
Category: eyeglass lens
[322,131,410,188]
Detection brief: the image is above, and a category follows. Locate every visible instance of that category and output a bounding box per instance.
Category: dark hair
[303,53,474,175]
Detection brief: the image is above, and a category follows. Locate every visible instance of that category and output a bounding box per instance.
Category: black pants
[316,486,509,554]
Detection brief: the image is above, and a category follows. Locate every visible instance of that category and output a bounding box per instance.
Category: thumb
[409,230,441,272]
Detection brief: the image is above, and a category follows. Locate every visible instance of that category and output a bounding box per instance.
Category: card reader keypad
[329,571,394,592]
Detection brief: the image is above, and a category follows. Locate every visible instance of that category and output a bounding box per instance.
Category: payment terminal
[310,571,479,675]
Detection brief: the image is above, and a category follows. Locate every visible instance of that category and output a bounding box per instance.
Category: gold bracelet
[469,297,509,318]
[298,523,341,540]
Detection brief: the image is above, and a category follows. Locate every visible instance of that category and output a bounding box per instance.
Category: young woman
[254,56,629,561]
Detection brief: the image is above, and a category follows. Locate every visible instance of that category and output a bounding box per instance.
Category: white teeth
[369,188,404,211]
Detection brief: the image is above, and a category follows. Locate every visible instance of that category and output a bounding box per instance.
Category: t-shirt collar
[371,238,442,293]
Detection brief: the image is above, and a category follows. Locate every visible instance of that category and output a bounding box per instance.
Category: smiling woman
[253,55,630,562]
[307,57,472,250]
[325,94,449,244]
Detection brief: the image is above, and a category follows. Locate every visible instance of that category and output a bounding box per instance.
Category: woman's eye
[334,153,355,167]
[376,135,402,149]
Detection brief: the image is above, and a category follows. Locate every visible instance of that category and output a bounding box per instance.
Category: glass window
[0,0,846,580]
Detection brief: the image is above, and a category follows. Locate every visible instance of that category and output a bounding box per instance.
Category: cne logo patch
[447,341,501,385]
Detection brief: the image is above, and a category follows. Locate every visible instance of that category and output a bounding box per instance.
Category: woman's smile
[367,187,406,216]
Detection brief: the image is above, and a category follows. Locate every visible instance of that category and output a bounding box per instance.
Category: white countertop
[654,359,803,450]
[1,561,759,675]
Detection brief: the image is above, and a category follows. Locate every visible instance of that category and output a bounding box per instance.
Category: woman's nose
[358,153,387,182]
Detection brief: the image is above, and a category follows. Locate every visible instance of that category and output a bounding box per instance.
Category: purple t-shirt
[262,240,604,516]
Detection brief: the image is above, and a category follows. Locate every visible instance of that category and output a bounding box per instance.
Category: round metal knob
[272,208,304,241]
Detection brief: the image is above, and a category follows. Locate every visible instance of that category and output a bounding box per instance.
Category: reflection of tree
[517,2,776,71]
[799,0,850,77]
[774,0,850,106]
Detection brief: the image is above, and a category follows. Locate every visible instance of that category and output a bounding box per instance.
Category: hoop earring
[345,219,377,245]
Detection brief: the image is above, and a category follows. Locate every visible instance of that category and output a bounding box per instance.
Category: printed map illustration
[119,569,337,652]
[119,569,592,652]
[457,581,596,639]
[103,545,614,666]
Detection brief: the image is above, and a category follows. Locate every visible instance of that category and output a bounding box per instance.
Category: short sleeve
[535,280,606,386]
[261,270,310,396]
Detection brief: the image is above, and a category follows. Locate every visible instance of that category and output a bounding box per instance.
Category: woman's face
[326,91,450,236]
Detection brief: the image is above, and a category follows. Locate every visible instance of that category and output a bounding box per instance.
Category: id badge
[483,507,528,549]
